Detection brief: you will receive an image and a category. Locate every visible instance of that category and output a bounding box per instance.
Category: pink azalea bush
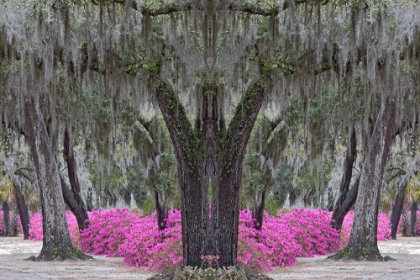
[117,210,183,275]
[27,207,392,275]
[277,208,341,257]
[29,211,80,245]
[237,210,304,274]
[80,208,143,257]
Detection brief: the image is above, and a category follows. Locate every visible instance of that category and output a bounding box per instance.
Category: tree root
[328,246,395,262]
[24,246,93,261]
[147,265,274,280]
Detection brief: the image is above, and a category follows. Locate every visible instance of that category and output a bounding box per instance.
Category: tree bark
[410,201,418,237]
[390,184,407,240]
[2,201,10,236]
[24,96,88,260]
[214,80,268,267]
[331,126,358,231]
[14,185,30,239]
[331,97,396,261]
[154,76,268,268]
[252,191,266,231]
[63,125,89,232]
[154,81,205,267]
[154,190,168,231]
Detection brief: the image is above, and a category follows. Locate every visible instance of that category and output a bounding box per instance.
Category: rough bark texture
[252,192,266,231]
[63,125,89,231]
[24,96,89,261]
[331,98,396,261]
[137,117,170,231]
[154,191,168,231]
[215,80,268,267]
[154,81,204,267]
[154,76,268,268]
[331,127,358,231]
[2,201,10,236]
[14,185,30,239]
[410,201,418,237]
[390,184,407,240]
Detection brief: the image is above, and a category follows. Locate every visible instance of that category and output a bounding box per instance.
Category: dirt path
[268,236,420,280]
[1,236,420,279]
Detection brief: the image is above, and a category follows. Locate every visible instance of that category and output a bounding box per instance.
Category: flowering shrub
[27,207,392,275]
[237,210,275,274]
[277,208,340,257]
[28,213,43,240]
[80,208,143,257]
[118,210,183,275]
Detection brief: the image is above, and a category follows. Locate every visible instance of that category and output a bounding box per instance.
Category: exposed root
[24,246,93,261]
[328,246,396,262]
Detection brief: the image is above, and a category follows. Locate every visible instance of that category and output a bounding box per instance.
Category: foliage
[126,164,148,208]
[26,208,393,274]
[89,161,125,208]
[272,164,294,208]
[79,208,143,257]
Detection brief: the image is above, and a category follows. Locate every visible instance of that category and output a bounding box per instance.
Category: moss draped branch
[106,0,328,17]
[218,77,269,172]
[152,78,203,173]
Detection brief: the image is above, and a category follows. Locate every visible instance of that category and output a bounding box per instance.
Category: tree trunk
[24,96,88,260]
[154,191,168,231]
[410,201,418,237]
[252,191,266,231]
[63,125,89,231]
[331,97,396,261]
[331,126,358,231]
[2,201,10,236]
[10,209,19,236]
[14,185,30,240]
[154,77,267,269]
[154,81,205,267]
[390,184,407,239]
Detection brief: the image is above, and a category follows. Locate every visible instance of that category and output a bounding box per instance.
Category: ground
[1,236,420,280]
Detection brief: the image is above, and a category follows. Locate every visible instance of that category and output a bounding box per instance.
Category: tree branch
[106,0,327,17]
[152,78,202,173]
[219,77,270,172]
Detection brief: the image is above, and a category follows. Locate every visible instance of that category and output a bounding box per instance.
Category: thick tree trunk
[215,80,267,267]
[252,191,266,231]
[2,201,10,236]
[14,185,30,240]
[331,126,358,231]
[331,97,396,261]
[63,125,89,231]
[154,77,267,269]
[154,82,205,267]
[390,184,407,240]
[24,96,88,260]
[410,201,418,237]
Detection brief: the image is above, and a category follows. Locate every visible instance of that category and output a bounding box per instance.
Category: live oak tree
[1,0,420,274]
